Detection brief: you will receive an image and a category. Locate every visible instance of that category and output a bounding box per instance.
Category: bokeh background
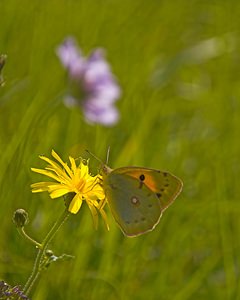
[1,1,239,299]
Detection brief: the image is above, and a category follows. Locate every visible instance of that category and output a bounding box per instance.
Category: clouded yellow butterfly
[88,151,183,237]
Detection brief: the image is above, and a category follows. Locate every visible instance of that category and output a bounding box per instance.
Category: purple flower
[0,281,29,299]
[56,38,121,126]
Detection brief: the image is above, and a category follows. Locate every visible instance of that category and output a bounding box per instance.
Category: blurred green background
[0,1,239,299]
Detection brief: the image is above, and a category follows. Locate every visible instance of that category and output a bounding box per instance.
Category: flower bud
[45,249,54,258]
[12,209,29,228]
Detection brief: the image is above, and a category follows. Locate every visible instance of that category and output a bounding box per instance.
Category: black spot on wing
[138,174,146,189]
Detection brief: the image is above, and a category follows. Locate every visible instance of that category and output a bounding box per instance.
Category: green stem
[23,209,70,296]
[17,227,42,249]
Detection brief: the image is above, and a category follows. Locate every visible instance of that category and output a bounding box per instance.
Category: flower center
[74,177,86,193]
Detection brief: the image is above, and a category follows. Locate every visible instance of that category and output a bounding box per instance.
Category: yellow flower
[31,150,108,229]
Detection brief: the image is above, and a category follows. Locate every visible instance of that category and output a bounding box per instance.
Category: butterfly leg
[83,175,102,193]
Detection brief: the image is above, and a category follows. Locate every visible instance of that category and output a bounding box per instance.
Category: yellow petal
[69,156,77,174]
[31,168,62,182]
[68,194,82,214]
[99,208,110,231]
[39,155,67,175]
[32,188,48,193]
[49,188,71,198]
[45,167,72,183]
[87,202,98,229]
[51,150,73,178]
[80,162,89,178]
[31,181,56,192]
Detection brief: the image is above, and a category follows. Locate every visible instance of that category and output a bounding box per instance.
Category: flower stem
[23,209,70,296]
[17,227,42,249]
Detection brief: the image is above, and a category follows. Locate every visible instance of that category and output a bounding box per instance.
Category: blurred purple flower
[56,38,121,126]
[0,280,29,299]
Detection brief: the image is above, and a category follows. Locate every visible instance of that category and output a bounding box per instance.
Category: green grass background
[0,1,239,299]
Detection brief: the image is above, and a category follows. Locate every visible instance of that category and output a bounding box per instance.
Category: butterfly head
[101,164,113,176]
[85,149,113,176]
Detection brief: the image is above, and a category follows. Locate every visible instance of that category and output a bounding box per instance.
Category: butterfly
[88,151,183,237]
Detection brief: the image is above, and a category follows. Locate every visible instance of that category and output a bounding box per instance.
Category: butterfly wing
[103,171,162,237]
[113,167,183,211]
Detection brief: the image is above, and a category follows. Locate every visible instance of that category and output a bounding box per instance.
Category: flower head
[12,209,29,228]
[31,150,108,229]
[0,281,29,300]
[56,37,121,126]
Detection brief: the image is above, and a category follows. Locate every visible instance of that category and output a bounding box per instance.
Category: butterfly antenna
[85,150,104,164]
[106,146,110,164]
